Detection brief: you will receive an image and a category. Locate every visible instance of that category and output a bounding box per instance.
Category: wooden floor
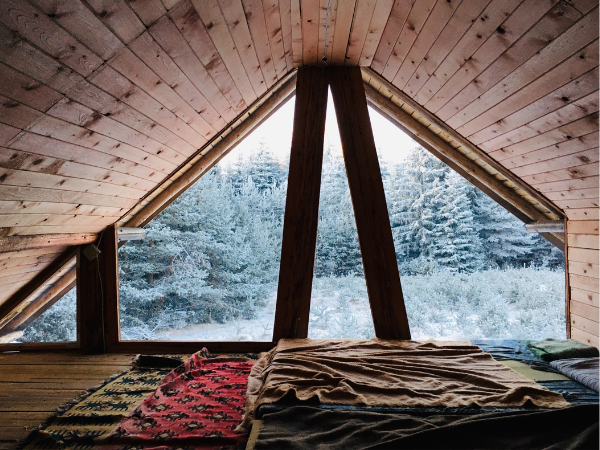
[0,352,134,448]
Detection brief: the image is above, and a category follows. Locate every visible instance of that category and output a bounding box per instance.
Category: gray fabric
[254,405,600,450]
[550,358,599,392]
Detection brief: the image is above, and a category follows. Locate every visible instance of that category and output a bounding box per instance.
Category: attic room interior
[0,0,598,448]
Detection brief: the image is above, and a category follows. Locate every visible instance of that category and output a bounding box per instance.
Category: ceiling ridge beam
[361,67,564,222]
[121,69,298,228]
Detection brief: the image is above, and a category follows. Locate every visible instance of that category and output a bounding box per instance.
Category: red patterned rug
[105,353,253,450]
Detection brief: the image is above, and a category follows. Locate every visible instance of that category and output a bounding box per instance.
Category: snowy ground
[149,268,567,342]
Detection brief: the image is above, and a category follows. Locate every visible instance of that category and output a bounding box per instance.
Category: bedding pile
[253,404,599,450]
[240,339,570,431]
[550,357,599,392]
[526,338,599,362]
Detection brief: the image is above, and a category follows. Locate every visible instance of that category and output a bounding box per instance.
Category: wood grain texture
[330,67,410,339]
[273,67,328,341]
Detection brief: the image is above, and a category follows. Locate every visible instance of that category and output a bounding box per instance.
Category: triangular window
[308,93,373,339]
[118,99,295,341]
[372,108,566,340]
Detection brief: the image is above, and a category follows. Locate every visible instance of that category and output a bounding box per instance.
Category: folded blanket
[526,338,599,362]
[254,405,599,449]
[550,358,599,392]
[239,339,569,431]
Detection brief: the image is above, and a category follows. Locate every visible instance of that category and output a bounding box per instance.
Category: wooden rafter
[361,68,564,222]
[330,67,410,340]
[273,67,329,341]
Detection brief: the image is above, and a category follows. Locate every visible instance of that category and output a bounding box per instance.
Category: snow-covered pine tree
[431,172,483,272]
[473,191,539,269]
[314,144,363,277]
[391,147,450,274]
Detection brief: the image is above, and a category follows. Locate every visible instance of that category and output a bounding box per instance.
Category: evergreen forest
[21,144,565,342]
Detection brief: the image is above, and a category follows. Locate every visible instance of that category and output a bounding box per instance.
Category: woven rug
[104,355,254,449]
[22,351,258,449]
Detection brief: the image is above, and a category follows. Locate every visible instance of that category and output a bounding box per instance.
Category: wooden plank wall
[567,216,599,347]
[367,0,598,344]
[0,0,597,338]
[0,0,293,299]
[0,246,69,310]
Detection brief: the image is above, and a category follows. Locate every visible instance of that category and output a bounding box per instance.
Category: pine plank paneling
[169,1,247,113]
[192,0,258,104]
[415,0,522,106]
[28,0,123,61]
[477,90,599,153]
[85,0,145,44]
[149,16,237,122]
[0,63,62,113]
[129,31,228,129]
[566,209,600,221]
[358,0,395,66]
[241,0,278,84]
[569,261,599,279]
[567,234,599,249]
[279,0,294,70]
[381,0,436,81]
[0,0,103,77]
[108,48,216,140]
[435,1,579,121]
[571,287,599,307]
[571,313,599,336]
[571,326,599,347]
[89,65,206,148]
[569,220,599,234]
[402,0,488,98]
[344,0,378,66]
[390,0,459,89]
[330,0,356,65]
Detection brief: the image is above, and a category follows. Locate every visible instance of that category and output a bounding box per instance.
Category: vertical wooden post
[77,224,120,353]
[273,67,329,341]
[329,66,411,340]
[101,224,120,350]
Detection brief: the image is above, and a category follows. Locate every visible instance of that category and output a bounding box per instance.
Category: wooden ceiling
[0,0,597,326]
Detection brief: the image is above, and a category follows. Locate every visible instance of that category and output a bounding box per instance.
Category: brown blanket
[239,339,569,431]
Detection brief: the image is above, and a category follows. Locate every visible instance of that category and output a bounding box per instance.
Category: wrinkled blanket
[254,405,599,449]
[551,358,599,392]
[239,339,569,431]
[526,338,599,362]
[107,354,253,449]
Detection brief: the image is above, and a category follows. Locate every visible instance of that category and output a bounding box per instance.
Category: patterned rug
[105,355,253,449]
[22,351,257,449]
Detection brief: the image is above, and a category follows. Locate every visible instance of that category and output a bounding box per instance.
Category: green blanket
[526,339,599,362]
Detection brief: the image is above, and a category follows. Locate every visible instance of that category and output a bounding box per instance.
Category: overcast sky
[223,89,419,168]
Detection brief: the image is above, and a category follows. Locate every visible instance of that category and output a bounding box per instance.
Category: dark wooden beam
[329,67,411,340]
[272,67,328,341]
[77,224,120,353]
[0,233,97,253]
[101,225,120,351]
